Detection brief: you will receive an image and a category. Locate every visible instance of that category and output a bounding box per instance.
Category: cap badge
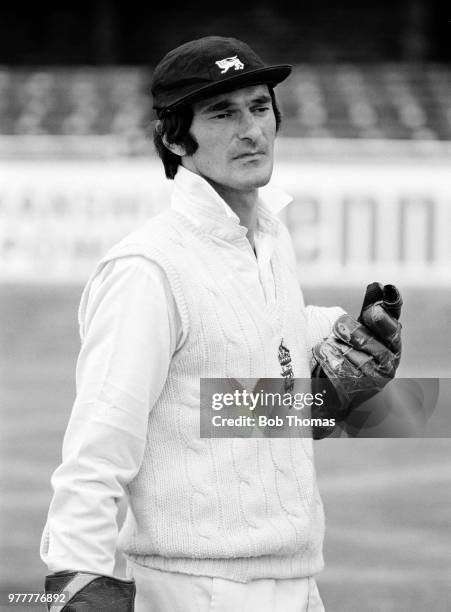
[215,55,245,74]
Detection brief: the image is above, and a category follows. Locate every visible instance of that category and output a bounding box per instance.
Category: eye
[212,112,232,119]
[254,106,271,114]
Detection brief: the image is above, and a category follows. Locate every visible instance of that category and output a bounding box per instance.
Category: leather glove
[311,282,402,438]
[45,571,135,611]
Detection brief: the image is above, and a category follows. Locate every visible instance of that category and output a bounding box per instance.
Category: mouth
[233,151,266,161]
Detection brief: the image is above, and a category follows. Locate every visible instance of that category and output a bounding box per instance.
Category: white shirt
[40,167,297,575]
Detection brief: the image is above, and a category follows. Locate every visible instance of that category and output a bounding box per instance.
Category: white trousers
[127,561,325,612]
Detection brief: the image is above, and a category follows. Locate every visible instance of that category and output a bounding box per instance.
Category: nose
[237,110,262,142]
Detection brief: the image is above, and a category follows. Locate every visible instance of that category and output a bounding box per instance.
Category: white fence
[1,156,450,285]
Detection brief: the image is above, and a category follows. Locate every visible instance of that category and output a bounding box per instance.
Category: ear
[162,134,187,157]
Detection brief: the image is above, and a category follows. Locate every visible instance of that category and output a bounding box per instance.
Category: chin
[238,167,273,190]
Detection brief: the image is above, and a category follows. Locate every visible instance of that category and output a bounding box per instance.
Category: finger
[340,345,373,370]
[318,336,395,381]
[358,282,384,320]
[358,283,403,322]
[313,338,362,379]
[360,303,402,353]
[341,346,397,380]
[382,284,402,320]
[327,340,395,394]
[333,314,395,362]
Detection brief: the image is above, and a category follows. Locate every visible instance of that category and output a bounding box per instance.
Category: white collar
[171,166,292,239]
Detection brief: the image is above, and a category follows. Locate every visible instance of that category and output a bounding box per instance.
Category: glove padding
[312,283,402,435]
[45,571,135,611]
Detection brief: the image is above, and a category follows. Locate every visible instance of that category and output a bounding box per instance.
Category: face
[180,84,277,195]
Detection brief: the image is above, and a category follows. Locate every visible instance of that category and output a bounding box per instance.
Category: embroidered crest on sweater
[278,338,294,394]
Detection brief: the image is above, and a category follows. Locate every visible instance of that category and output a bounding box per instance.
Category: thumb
[358,282,402,322]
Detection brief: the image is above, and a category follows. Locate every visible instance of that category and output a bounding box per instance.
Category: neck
[208,181,259,247]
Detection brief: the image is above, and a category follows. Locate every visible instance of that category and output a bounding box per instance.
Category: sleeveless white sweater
[92,190,342,583]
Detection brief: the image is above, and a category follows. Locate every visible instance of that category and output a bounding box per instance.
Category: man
[42,36,401,611]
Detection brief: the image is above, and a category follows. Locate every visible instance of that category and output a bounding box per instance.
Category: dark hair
[153,86,282,180]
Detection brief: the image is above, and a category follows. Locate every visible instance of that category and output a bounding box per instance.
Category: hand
[45,571,135,611]
[312,283,402,433]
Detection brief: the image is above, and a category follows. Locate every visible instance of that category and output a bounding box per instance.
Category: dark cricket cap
[151,36,292,117]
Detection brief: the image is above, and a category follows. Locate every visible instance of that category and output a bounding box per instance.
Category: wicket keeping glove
[45,571,135,611]
[311,282,402,437]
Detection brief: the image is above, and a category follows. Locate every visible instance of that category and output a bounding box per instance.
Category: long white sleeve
[40,256,180,576]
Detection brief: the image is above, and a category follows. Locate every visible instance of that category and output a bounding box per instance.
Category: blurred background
[0,1,450,610]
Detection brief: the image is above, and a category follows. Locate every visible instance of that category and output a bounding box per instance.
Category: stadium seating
[1,65,450,147]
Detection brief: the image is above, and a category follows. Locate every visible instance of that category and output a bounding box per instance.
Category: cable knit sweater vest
[92,209,332,583]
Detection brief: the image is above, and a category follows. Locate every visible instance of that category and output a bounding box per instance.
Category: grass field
[1,284,450,611]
